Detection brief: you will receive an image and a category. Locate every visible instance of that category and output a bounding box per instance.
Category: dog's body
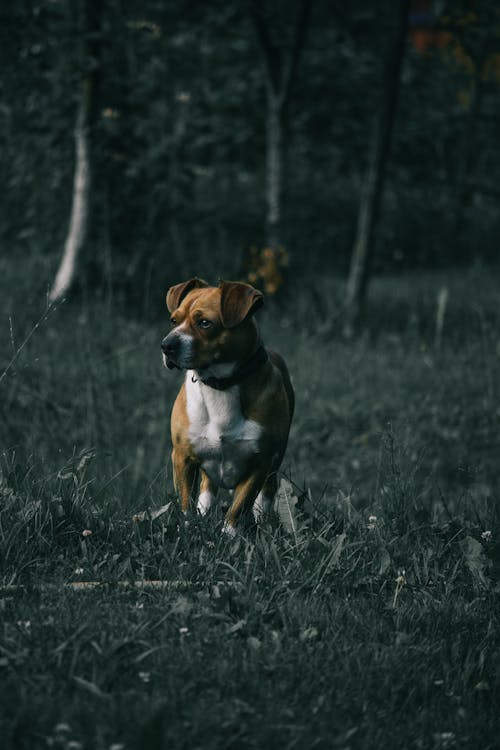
[161,278,294,534]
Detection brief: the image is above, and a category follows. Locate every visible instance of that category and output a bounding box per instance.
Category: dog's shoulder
[266,348,295,420]
[239,347,294,431]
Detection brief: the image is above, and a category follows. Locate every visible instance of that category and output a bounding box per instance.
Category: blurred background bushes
[1,0,499,314]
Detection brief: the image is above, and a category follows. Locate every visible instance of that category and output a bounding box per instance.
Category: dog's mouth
[162,352,181,370]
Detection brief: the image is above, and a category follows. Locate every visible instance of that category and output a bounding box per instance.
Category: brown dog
[161,278,294,535]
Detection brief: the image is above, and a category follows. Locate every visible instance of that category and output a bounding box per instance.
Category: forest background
[3,0,500,311]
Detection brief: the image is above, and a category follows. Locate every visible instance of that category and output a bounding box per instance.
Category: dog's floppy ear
[166,277,209,313]
[219,281,264,328]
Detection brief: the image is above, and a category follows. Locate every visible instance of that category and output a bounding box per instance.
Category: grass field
[1,253,500,749]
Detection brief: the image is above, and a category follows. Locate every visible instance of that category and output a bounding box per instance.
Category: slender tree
[343,0,410,337]
[250,0,313,251]
[453,61,484,237]
[49,0,102,303]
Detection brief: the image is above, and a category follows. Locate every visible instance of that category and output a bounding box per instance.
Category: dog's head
[161,278,264,370]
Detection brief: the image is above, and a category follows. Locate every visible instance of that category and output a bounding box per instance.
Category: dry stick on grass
[0,580,239,595]
[392,568,406,608]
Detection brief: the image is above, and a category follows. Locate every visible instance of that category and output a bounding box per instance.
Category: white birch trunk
[49,92,91,303]
[250,0,312,253]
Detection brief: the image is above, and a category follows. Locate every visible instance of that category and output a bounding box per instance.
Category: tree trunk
[266,95,287,249]
[250,0,312,252]
[343,0,409,336]
[49,0,101,303]
[453,65,483,235]
[49,85,91,303]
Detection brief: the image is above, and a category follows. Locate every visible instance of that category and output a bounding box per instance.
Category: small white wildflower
[54,723,71,735]
[299,626,319,641]
[135,602,144,609]
[368,515,377,523]
[179,627,189,635]
[82,529,92,538]
[138,671,150,683]
[16,620,31,630]
[109,744,125,750]
[433,731,455,748]
[66,742,83,750]
[481,530,492,542]
[74,567,84,575]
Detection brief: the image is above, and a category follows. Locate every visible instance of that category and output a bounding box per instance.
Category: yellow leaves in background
[102,107,120,119]
[445,42,500,83]
[126,20,162,38]
[457,89,470,109]
[483,53,500,82]
[446,38,475,75]
[246,246,289,295]
[438,9,500,85]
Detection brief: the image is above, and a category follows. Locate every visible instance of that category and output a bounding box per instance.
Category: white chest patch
[185,372,262,489]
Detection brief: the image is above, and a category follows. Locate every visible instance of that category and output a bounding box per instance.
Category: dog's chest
[185,374,262,489]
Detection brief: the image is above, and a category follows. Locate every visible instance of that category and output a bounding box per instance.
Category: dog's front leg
[253,471,278,522]
[197,469,218,515]
[172,449,198,513]
[223,466,271,535]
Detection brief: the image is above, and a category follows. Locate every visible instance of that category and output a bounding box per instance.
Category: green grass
[1,252,500,749]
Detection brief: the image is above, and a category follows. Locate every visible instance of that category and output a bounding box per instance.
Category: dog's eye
[170,318,177,326]
[198,319,213,329]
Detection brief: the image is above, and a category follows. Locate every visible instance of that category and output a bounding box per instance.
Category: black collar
[195,345,269,391]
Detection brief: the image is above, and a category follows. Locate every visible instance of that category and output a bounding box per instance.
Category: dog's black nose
[161,336,175,356]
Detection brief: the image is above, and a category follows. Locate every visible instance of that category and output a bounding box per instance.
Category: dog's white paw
[253,492,272,522]
[222,520,237,537]
[197,491,214,516]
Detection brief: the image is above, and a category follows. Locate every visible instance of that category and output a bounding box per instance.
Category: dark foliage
[1,1,499,307]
